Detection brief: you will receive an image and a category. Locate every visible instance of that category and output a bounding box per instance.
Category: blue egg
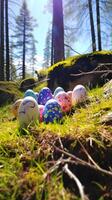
[24,89,37,101]
[43,99,62,123]
[38,87,53,105]
[54,87,64,97]
[35,92,39,103]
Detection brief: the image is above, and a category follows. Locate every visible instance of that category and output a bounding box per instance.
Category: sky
[27,0,51,67]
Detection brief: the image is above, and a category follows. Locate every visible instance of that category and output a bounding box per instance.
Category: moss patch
[48,50,112,73]
[0,81,23,105]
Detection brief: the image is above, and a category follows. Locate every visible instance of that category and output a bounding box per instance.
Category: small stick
[70,70,112,77]
[78,140,101,169]
[51,144,112,177]
[63,164,87,200]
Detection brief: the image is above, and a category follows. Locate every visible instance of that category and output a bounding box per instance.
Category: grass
[0,83,112,199]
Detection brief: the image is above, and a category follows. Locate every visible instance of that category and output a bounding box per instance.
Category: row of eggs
[12,85,87,127]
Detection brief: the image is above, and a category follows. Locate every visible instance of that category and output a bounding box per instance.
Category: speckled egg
[12,99,23,118]
[18,96,39,128]
[55,91,72,113]
[54,87,64,97]
[43,99,62,123]
[72,85,87,105]
[38,87,53,105]
[67,91,72,103]
[24,89,37,101]
[38,105,45,122]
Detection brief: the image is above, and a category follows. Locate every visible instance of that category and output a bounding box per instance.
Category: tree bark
[0,0,5,80]
[52,0,65,64]
[96,0,102,51]
[5,0,10,81]
[22,15,26,79]
[88,0,96,52]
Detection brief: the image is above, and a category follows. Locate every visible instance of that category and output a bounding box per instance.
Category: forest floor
[0,81,112,200]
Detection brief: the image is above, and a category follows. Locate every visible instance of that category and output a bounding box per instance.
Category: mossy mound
[48,50,112,92]
[0,81,22,105]
[19,78,37,92]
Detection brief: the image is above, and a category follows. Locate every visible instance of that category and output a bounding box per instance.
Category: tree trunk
[96,0,102,51]
[0,0,5,80]
[88,0,96,52]
[52,0,65,64]
[5,0,10,81]
[0,0,1,71]
[22,15,26,79]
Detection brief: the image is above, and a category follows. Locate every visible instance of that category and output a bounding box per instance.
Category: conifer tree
[12,0,37,79]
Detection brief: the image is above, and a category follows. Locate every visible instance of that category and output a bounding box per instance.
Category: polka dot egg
[72,85,87,105]
[38,87,53,105]
[43,99,62,123]
[18,96,39,128]
[55,91,72,113]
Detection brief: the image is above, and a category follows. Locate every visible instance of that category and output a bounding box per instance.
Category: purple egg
[38,87,53,105]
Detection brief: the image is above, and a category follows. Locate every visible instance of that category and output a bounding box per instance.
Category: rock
[0,89,15,106]
[19,78,36,92]
[100,112,112,125]
[48,52,112,91]
[104,80,112,98]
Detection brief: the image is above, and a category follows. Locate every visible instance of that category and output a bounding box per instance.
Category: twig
[63,164,86,200]
[70,70,112,77]
[51,144,112,177]
[78,140,101,169]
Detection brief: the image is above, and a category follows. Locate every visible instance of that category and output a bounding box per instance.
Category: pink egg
[38,105,45,122]
[67,91,72,103]
[55,91,72,113]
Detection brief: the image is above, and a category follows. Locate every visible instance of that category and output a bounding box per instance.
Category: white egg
[72,85,87,105]
[12,99,23,118]
[18,96,39,128]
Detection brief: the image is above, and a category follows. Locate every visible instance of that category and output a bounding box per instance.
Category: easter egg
[18,96,39,128]
[38,105,45,122]
[54,87,64,97]
[35,92,39,103]
[38,87,53,105]
[12,99,23,118]
[24,89,37,101]
[55,91,72,113]
[43,99,62,123]
[67,91,72,103]
[72,85,87,105]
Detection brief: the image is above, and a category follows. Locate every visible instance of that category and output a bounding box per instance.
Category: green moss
[48,50,112,73]
[0,81,23,100]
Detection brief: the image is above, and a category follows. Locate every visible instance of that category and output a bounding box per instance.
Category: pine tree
[5,0,10,80]
[0,0,5,80]
[96,0,102,51]
[30,36,37,77]
[12,0,37,79]
[88,0,96,52]
[43,28,51,67]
